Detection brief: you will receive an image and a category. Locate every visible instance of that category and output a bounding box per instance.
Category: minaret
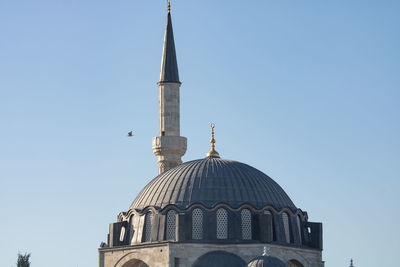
[152,1,187,174]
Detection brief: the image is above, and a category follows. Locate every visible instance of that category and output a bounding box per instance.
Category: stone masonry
[99,242,324,267]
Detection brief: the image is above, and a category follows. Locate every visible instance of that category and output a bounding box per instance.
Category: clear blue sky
[1,1,399,266]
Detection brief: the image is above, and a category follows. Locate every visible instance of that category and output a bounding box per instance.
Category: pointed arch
[287,259,304,267]
[114,252,150,267]
[193,251,246,267]
[121,259,148,267]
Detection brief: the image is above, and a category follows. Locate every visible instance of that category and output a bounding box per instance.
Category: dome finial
[168,0,171,13]
[206,123,220,158]
[262,246,269,256]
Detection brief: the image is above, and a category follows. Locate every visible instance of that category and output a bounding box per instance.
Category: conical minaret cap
[159,1,180,83]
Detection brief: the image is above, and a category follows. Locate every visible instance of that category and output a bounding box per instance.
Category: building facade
[98,3,324,267]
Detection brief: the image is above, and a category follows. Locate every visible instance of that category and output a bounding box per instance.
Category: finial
[168,0,171,13]
[206,123,220,158]
[262,246,269,256]
[350,259,354,267]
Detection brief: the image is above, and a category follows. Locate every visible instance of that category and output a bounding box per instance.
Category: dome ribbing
[130,157,296,211]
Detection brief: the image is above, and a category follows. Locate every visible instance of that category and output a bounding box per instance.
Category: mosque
[98,2,324,267]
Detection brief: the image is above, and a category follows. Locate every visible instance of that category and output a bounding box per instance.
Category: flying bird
[127,131,134,137]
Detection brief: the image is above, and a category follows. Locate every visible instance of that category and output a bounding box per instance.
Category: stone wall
[99,243,169,267]
[99,242,324,267]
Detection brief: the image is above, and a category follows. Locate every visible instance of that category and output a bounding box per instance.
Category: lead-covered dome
[131,157,296,211]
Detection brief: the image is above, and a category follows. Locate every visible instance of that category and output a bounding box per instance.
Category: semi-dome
[130,156,296,211]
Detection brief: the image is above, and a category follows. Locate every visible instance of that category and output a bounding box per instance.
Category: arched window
[264,210,276,241]
[166,210,177,240]
[297,215,302,242]
[241,209,252,240]
[143,212,153,242]
[192,208,203,239]
[216,208,228,239]
[282,212,290,243]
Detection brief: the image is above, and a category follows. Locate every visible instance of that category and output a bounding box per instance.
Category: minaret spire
[152,2,187,174]
[159,0,179,83]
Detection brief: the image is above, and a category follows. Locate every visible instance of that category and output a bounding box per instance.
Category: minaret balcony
[152,136,187,157]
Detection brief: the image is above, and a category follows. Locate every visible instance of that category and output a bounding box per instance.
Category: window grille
[241,209,252,240]
[282,212,290,243]
[296,215,302,242]
[216,208,228,239]
[192,208,203,239]
[144,212,153,242]
[166,210,177,240]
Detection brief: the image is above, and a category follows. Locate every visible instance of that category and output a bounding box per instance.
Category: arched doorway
[121,259,149,267]
[193,251,246,267]
[287,259,304,267]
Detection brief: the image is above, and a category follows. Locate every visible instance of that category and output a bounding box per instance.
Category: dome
[130,157,296,211]
[247,255,286,267]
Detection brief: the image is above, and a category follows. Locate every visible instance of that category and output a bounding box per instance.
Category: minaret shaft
[159,83,180,136]
[152,7,187,174]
